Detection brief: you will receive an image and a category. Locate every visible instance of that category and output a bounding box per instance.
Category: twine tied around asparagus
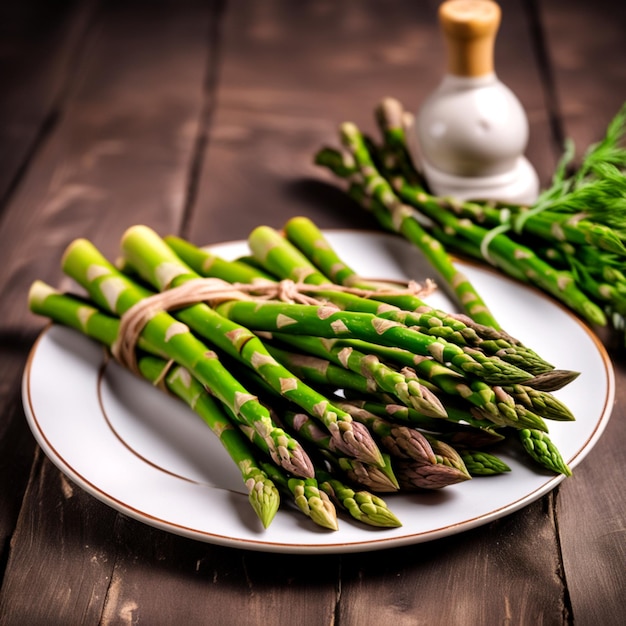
[111,276,436,379]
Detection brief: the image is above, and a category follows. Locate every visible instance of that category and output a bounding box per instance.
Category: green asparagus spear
[257,461,338,530]
[518,429,572,476]
[60,239,314,478]
[120,225,385,468]
[28,282,281,527]
[215,298,535,385]
[315,469,402,528]
[338,119,607,328]
[281,411,400,493]
[458,450,511,476]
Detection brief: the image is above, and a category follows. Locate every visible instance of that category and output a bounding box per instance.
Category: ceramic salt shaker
[416,0,539,204]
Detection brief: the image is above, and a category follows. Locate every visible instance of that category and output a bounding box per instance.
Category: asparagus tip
[248,476,281,529]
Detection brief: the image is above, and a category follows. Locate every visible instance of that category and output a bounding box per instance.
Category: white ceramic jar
[416,0,539,204]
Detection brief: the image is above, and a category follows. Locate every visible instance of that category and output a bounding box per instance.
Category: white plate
[22,231,615,554]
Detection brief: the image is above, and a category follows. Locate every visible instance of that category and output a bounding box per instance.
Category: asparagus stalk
[267,335,447,418]
[165,235,276,284]
[332,126,500,328]
[280,334,552,431]
[342,397,506,446]
[281,411,400,493]
[339,336,573,419]
[332,399,437,465]
[284,217,560,377]
[282,214,478,315]
[518,429,572,476]
[257,461,338,530]
[376,98,625,256]
[340,118,607,328]
[247,225,328,286]
[328,451,400,493]
[138,356,281,528]
[167,225,563,382]
[388,433,473,488]
[28,282,281,528]
[256,342,513,447]
[458,450,511,476]
[309,152,570,375]
[394,458,471,490]
[214,298,536,385]
[263,344,379,397]
[315,469,402,528]
[60,239,314,478]
[120,225,385,468]
[165,235,278,286]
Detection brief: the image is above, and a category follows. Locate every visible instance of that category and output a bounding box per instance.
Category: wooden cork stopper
[439,0,501,77]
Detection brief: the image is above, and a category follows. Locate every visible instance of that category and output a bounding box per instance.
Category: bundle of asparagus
[315,98,626,344]
[28,220,577,532]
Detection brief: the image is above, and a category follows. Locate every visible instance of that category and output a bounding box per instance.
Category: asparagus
[28,282,281,528]
[211,360,405,494]
[120,225,385,468]
[333,124,500,328]
[379,99,621,320]
[339,118,607,328]
[251,221,555,375]
[518,429,572,476]
[257,461,339,530]
[315,469,402,528]
[302,160,562,376]
[399,358,549,432]
[138,356,281,528]
[499,384,574,422]
[328,451,400,493]
[286,335,552,430]
[165,235,278,286]
[391,433,472,489]
[281,411,400,492]
[262,344,379,396]
[394,457,471,490]
[252,221,572,389]
[267,335,447,418]
[342,397,506,445]
[282,214,457,305]
[60,239,314,478]
[167,226,565,387]
[257,341,512,444]
[333,399,438,465]
[341,336,573,416]
[247,225,327,286]
[458,450,511,476]
[282,214,489,336]
[214,298,536,385]
[165,235,276,284]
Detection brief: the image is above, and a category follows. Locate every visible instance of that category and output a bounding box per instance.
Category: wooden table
[1,1,624,623]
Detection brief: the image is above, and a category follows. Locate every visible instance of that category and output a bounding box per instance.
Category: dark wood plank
[100,519,339,626]
[0,450,118,623]
[539,1,626,624]
[340,498,565,625]
[0,0,96,208]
